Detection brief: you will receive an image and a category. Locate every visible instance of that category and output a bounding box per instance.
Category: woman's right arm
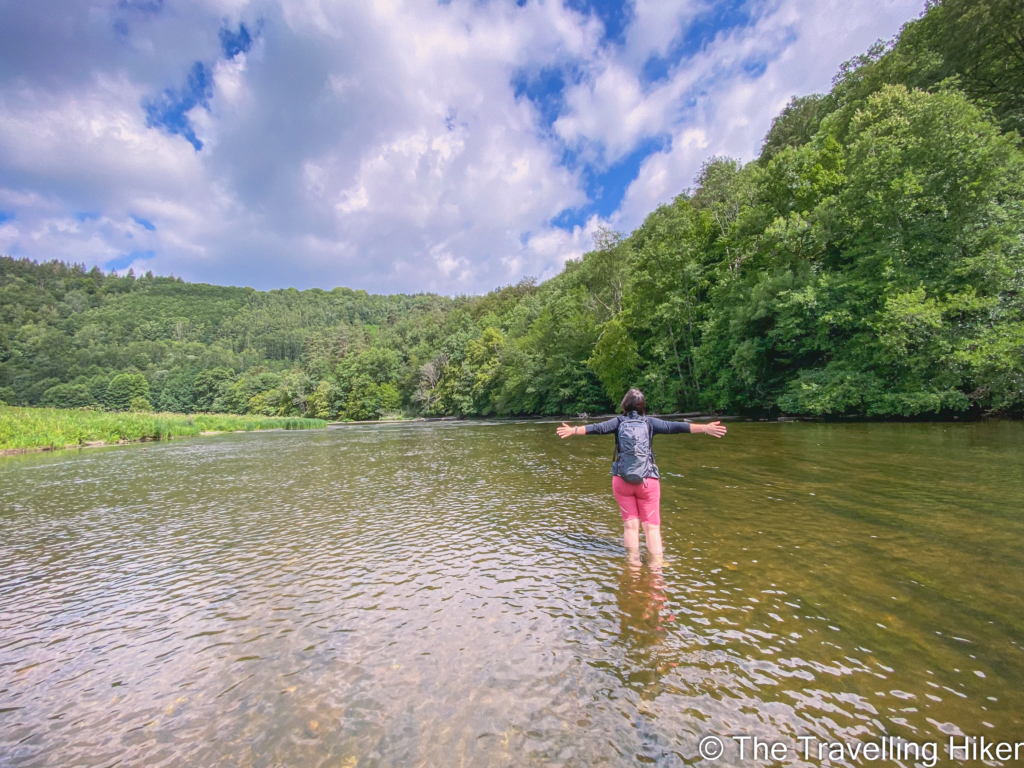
[557,416,619,438]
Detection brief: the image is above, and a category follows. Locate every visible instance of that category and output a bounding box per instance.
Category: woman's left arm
[691,421,727,437]
[648,418,727,437]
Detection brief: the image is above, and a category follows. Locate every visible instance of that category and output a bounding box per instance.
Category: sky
[0,0,923,295]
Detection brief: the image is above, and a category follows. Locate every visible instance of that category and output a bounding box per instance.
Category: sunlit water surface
[1,421,1023,767]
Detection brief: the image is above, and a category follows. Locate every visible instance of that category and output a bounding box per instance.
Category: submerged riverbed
[1,421,1023,766]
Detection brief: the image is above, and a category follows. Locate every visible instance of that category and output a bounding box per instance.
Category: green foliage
[588,318,639,403]
[194,368,234,411]
[40,383,95,408]
[129,395,153,412]
[1,0,1022,420]
[306,380,334,420]
[218,368,281,414]
[379,382,402,415]
[156,368,196,413]
[0,405,326,451]
[105,373,150,411]
[696,80,1024,417]
[760,94,836,162]
[893,0,1024,134]
[344,378,384,420]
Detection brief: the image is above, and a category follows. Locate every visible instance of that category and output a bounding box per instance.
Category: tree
[105,373,150,411]
[156,369,196,413]
[129,395,153,412]
[897,0,1024,134]
[587,318,639,403]
[379,383,402,415]
[306,380,335,420]
[40,383,95,408]
[193,368,235,411]
[345,378,382,420]
[760,94,836,162]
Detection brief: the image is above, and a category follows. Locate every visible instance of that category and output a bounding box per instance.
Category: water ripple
[1,422,1022,766]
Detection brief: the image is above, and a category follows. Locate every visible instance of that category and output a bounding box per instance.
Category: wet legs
[623,518,662,555]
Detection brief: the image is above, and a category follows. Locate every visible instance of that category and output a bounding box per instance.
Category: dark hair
[620,388,646,415]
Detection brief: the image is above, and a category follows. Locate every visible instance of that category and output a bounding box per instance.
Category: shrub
[41,383,95,409]
[106,373,150,411]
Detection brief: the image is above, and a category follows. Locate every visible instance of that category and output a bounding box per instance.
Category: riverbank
[0,406,327,454]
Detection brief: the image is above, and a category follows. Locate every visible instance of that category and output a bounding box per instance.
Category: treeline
[1,0,1022,419]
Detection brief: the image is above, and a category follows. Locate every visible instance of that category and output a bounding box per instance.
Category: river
[1,421,1022,766]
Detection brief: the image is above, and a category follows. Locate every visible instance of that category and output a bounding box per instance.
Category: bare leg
[623,518,640,550]
[642,522,663,555]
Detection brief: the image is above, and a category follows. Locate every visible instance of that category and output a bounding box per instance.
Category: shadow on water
[1,421,1023,766]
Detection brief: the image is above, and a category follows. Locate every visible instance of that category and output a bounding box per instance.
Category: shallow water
[1,421,1023,767]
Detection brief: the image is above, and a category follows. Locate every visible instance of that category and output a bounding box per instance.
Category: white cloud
[0,0,924,293]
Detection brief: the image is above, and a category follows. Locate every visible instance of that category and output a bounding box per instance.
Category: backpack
[613,414,653,484]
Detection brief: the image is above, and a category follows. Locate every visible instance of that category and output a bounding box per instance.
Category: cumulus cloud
[0,0,922,293]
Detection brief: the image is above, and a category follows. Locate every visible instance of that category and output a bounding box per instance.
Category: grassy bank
[0,406,327,453]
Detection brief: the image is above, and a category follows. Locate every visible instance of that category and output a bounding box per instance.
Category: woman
[556,388,727,554]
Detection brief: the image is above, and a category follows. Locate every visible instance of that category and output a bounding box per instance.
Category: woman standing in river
[556,388,727,555]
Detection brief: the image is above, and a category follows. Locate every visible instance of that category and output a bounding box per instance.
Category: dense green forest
[1,0,1022,420]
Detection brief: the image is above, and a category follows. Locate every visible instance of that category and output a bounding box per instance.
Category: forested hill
[2,0,1022,420]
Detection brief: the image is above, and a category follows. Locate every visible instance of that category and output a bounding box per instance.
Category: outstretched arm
[557,416,620,438]
[693,420,727,437]
[647,417,728,437]
[557,422,586,438]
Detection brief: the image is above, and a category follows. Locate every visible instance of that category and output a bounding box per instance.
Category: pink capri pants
[612,476,661,526]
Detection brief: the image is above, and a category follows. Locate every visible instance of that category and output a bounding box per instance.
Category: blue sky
[0,0,922,293]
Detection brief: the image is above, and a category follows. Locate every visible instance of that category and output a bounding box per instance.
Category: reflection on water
[1,421,1023,766]
[619,556,669,652]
